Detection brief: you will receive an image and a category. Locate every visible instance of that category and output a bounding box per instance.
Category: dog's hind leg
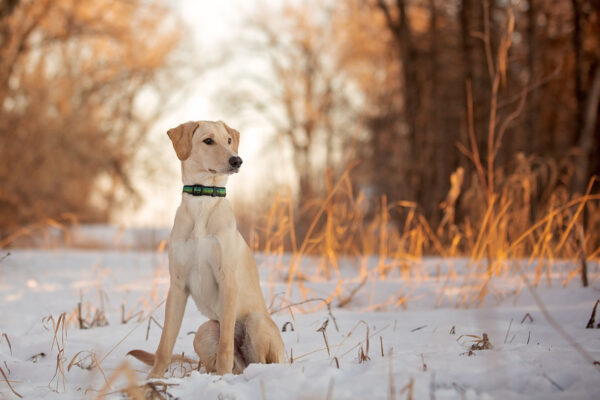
[240,312,286,365]
[193,320,247,374]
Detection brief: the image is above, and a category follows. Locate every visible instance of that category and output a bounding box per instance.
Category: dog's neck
[181,168,229,188]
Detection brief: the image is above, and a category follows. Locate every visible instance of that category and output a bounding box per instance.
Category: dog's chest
[187,259,220,320]
[186,197,224,238]
[182,197,222,320]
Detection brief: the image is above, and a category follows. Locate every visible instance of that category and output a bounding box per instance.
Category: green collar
[183,184,226,197]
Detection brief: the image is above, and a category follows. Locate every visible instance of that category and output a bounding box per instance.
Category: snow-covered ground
[0,249,599,399]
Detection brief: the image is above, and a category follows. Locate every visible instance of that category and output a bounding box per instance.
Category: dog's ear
[167,121,199,160]
[221,121,241,153]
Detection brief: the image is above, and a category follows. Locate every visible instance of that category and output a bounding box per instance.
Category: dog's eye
[203,138,214,145]
[228,138,232,145]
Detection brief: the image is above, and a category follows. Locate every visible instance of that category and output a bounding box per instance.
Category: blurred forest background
[1,0,599,259]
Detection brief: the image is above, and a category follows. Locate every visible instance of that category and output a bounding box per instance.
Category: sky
[118,0,292,227]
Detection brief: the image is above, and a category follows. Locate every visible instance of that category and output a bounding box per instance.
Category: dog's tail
[127,350,197,366]
[127,350,156,366]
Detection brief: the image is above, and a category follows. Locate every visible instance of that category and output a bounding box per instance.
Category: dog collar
[182,184,226,197]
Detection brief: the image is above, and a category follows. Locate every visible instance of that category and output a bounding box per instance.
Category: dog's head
[167,120,242,175]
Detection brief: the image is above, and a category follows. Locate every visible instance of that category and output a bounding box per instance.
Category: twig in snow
[1,333,12,355]
[542,373,564,391]
[337,276,367,308]
[326,302,339,332]
[28,352,46,363]
[452,382,466,397]
[332,356,340,369]
[421,353,427,371]
[586,300,599,329]
[430,372,436,400]
[317,319,330,357]
[270,297,327,315]
[388,349,395,400]
[121,303,143,325]
[326,378,335,400]
[281,321,294,332]
[358,346,370,363]
[504,319,513,343]
[360,320,370,358]
[520,313,534,324]
[78,302,87,330]
[146,316,163,341]
[0,252,10,264]
[411,325,427,332]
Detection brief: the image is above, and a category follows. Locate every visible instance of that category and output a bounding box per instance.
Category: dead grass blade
[94,361,145,400]
[98,298,166,366]
[398,377,414,400]
[49,349,66,393]
[0,365,22,398]
[68,351,109,386]
[0,333,12,355]
[337,276,367,308]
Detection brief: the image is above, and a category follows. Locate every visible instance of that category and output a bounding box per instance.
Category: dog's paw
[147,369,165,380]
[215,355,233,375]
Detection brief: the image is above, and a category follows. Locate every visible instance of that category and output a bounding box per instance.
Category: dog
[128,120,285,377]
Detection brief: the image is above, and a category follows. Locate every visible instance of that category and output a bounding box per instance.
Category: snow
[0,249,599,399]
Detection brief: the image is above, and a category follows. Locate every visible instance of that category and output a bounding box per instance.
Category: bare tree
[221,1,358,205]
[0,0,189,232]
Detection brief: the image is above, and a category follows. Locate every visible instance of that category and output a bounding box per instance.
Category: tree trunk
[526,0,538,153]
[571,0,585,139]
[376,0,420,202]
[573,64,600,193]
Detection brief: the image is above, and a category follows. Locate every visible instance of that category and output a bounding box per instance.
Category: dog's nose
[229,156,243,169]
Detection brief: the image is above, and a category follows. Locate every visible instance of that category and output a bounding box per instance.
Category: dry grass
[245,156,599,312]
[0,364,22,398]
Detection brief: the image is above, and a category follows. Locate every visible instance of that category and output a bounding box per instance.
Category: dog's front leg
[216,275,237,375]
[148,281,188,378]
